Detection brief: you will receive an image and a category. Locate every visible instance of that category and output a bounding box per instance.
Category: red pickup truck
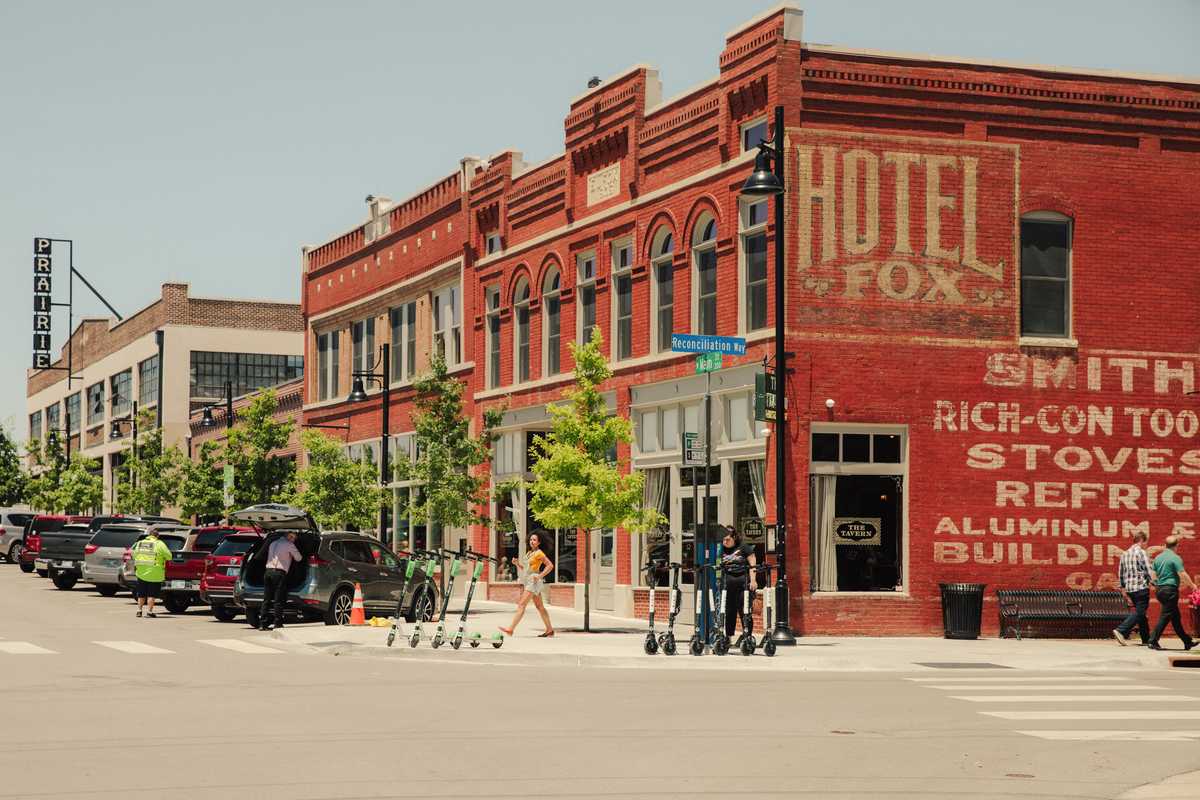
[159,527,240,614]
[199,529,261,621]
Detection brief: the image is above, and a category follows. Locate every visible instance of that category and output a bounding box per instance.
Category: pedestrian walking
[719,526,757,640]
[1148,535,1197,651]
[1113,530,1155,646]
[260,531,302,631]
[131,528,172,619]
[499,531,555,638]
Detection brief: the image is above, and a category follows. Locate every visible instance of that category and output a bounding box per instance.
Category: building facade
[302,5,1200,634]
[27,283,303,513]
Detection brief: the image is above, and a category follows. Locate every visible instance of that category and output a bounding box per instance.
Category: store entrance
[811,474,903,592]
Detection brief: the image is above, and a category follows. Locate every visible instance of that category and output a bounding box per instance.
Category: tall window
[693,215,718,335]
[317,332,339,401]
[65,393,81,435]
[389,302,417,383]
[513,277,531,383]
[741,118,769,152]
[543,267,561,376]
[190,352,304,400]
[138,355,159,408]
[86,382,104,426]
[486,285,502,389]
[110,370,132,417]
[432,284,462,367]
[352,317,376,375]
[612,240,633,361]
[1020,213,1072,338]
[45,402,60,435]
[577,252,596,345]
[650,228,674,353]
[29,411,42,442]
[741,199,769,332]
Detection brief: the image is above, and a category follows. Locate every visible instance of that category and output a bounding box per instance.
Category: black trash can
[940,583,986,640]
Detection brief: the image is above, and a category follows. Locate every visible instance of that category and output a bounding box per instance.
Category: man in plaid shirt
[1113,530,1155,646]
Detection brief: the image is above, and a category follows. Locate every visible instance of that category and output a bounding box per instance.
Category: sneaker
[147,612,157,619]
[1112,629,1128,646]
[1148,641,1163,651]
[1186,640,1197,651]
[135,610,143,618]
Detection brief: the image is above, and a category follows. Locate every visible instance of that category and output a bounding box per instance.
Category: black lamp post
[348,343,390,541]
[199,381,235,430]
[741,105,795,645]
[109,399,140,450]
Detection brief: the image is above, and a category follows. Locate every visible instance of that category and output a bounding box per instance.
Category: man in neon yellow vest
[132,528,172,618]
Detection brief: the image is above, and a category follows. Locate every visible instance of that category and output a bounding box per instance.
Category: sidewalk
[272,599,1200,672]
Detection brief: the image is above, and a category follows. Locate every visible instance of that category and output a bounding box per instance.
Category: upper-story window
[45,402,61,435]
[693,215,718,336]
[1020,213,1072,338]
[513,276,531,383]
[390,302,417,384]
[29,410,42,442]
[611,240,633,361]
[432,284,462,367]
[65,393,80,434]
[110,369,132,417]
[138,355,159,408]
[542,267,562,376]
[741,199,769,332]
[486,285,502,389]
[86,382,104,427]
[577,252,597,345]
[649,228,674,353]
[317,331,339,401]
[741,118,769,152]
[485,232,502,255]
[351,317,376,375]
[191,352,303,401]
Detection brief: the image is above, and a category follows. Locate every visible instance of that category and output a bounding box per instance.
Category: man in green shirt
[1149,535,1196,651]
[131,528,172,619]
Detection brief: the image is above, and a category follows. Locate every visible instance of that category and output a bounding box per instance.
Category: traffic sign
[670,333,747,356]
[682,432,704,466]
[695,352,723,373]
[755,372,777,422]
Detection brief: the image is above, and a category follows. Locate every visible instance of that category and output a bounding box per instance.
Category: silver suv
[0,508,35,564]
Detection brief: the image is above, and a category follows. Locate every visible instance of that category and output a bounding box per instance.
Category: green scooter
[429,546,465,649]
[451,550,504,650]
[386,550,425,648]
[407,551,442,648]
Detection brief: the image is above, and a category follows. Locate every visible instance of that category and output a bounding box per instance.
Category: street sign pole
[702,367,713,648]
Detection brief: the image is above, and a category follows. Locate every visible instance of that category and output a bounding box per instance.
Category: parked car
[39,523,97,590]
[1,508,35,564]
[199,529,263,621]
[21,515,90,575]
[118,529,189,595]
[230,503,438,627]
[80,523,158,595]
[159,526,235,614]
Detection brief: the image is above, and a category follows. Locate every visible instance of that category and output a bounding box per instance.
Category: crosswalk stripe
[952,694,1190,703]
[984,710,1200,720]
[924,684,1162,691]
[199,639,282,654]
[908,676,1134,683]
[1017,730,1200,742]
[0,641,56,655]
[93,640,174,654]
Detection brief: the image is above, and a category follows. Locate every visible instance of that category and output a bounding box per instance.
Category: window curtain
[747,459,767,519]
[638,468,670,585]
[811,474,838,592]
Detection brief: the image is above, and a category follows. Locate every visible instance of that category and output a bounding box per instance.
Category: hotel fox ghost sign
[792,130,1017,338]
[32,238,53,368]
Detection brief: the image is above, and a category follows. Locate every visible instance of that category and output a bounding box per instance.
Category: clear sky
[3,0,1198,441]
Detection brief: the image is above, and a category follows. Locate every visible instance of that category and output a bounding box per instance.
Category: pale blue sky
[3,0,1198,440]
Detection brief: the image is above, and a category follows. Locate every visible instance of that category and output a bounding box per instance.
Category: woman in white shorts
[499,532,555,638]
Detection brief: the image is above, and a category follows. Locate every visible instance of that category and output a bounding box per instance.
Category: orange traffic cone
[349,583,367,626]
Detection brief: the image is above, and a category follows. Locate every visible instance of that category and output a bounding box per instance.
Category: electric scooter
[660,561,682,655]
[451,550,504,650]
[429,545,465,649]
[386,550,421,648]
[757,563,777,657]
[407,551,442,648]
[641,558,665,655]
[688,560,730,656]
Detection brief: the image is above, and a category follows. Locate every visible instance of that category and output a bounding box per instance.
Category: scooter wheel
[470,640,480,648]
[740,635,755,656]
[644,635,659,656]
[409,634,420,648]
[764,639,777,657]
[689,637,704,656]
[663,635,677,656]
[714,636,730,656]
[386,631,396,648]
[492,640,503,648]
[431,636,443,649]
[451,637,462,650]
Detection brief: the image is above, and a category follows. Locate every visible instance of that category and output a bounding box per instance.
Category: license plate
[57,561,75,569]
[168,580,185,589]
[35,560,48,569]
[226,566,240,577]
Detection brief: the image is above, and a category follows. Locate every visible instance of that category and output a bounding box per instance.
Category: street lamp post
[741,105,796,645]
[199,381,235,430]
[348,343,391,542]
[110,400,140,509]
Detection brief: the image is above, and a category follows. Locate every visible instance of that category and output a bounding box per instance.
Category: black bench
[997,589,1129,640]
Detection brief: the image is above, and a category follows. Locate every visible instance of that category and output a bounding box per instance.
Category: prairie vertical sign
[791,130,1017,339]
[33,238,53,368]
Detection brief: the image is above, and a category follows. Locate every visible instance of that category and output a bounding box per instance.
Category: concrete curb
[1120,770,1200,799]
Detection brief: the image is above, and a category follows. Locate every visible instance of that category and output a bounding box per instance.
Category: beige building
[26,283,303,512]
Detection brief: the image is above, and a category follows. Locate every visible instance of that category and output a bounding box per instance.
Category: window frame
[485,231,502,255]
[138,355,159,409]
[649,228,675,354]
[691,215,718,336]
[740,117,769,153]
[351,317,376,376]
[389,302,418,385]
[432,283,463,367]
[110,369,132,418]
[86,381,105,427]
[513,276,532,384]
[739,198,770,334]
[29,411,42,442]
[542,267,562,377]
[576,251,597,346]
[610,239,633,362]
[1018,211,1073,341]
[486,285,502,389]
[65,393,81,435]
[316,331,340,402]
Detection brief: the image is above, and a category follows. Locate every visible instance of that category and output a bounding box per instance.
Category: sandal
[538,630,555,638]
[499,626,514,636]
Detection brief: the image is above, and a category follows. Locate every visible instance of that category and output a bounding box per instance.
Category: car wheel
[212,604,238,622]
[405,588,436,623]
[325,588,354,626]
[52,571,77,591]
[245,606,261,628]
[97,585,118,597]
[163,596,189,614]
[20,561,34,574]
[7,542,23,564]
[36,569,48,578]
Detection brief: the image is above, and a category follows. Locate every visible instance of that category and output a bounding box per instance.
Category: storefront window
[733,460,767,566]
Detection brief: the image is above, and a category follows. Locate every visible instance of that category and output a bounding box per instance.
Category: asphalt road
[2,563,1198,800]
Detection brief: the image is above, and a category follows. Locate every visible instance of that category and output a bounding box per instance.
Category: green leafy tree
[179,440,227,523]
[56,456,103,515]
[290,429,382,530]
[396,353,503,546]
[115,409,184,515]
[225,390,296,506]
[526,330,663,630]
[0,431,28,506]
[25,432,67,512]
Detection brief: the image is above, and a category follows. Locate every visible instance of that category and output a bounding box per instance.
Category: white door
[590,528,615,611]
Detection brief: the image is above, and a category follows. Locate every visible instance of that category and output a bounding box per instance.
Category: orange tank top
[526,549,547,573]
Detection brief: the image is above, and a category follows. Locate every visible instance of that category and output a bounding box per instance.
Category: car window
[212,537,259,557]
[377,549,398,568]
[90,528,144,548]
[334,540,377,564]
[32,518,67,534]
[8,513,34,528]
[192,530,228,552]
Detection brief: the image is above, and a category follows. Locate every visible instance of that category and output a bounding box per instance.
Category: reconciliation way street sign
[670,333,746,356]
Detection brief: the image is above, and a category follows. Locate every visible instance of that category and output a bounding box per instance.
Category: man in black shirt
[719,526,757,639]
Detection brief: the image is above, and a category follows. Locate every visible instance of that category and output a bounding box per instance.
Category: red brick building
[302,5,1200,634]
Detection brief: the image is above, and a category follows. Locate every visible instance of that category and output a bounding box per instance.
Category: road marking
[93,640,174,654]
[953,694,1191,703]
[0,641,56,655]
[1017,730,1200,742]
[984,710,1200,720]
[199,639,282,654]
[908,676,1135,683]
[925,684,1163,691]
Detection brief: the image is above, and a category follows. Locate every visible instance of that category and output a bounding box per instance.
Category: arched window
[1020,211,1072,338]
[692,214,718,336]
[542,266,561,376]
[649,227,674,353]
[513,276,531,383]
